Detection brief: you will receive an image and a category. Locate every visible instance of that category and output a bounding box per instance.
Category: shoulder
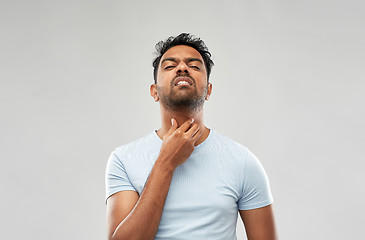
[111,131,157,161]
[211,130,250,158]
[205,130,256,172]
[114,131,156,153]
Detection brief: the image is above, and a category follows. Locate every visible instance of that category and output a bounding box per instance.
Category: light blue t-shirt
[105,129,273,240]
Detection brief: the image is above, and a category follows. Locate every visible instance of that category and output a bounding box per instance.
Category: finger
[166,118,178,137]
[186,123,200,139]
[178,118,195,133]
[191,128,202,143]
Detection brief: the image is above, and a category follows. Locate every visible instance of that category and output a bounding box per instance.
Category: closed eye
[164,66,175,70]
[190,66,200,70]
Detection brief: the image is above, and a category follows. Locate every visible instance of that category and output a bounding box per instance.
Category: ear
[205,83,213,101]
[150,84,159,102]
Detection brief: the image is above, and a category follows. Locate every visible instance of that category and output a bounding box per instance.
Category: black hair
[152,33,214,84]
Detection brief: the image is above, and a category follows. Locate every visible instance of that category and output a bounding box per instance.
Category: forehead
[161,45,203,61]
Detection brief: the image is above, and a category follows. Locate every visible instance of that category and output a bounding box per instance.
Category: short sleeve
[105,151,136,204]
[238,149,273,210]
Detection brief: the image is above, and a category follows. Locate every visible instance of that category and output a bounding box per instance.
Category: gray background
[1,0,364,239]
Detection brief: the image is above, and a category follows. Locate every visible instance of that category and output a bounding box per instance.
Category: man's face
[151,45,212,111]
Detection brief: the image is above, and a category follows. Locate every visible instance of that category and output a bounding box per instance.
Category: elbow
[108,233,114,240]
[109,232,131,240]
[108,231,120,240]
[109,233,122,240]
[109,234,119,240]
[109,233,151,240]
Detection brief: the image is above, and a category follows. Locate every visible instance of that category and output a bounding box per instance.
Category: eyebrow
[161,57,203,65]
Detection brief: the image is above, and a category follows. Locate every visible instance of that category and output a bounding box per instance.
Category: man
[105,33,277,240]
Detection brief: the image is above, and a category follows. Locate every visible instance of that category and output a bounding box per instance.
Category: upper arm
[238,148,273,210]
[239,204,278,240]
[106,190,139,240]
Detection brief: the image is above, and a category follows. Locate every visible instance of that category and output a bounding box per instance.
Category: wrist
[154,156,176,174]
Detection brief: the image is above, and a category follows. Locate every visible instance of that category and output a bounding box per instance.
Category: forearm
[110,158,175,240]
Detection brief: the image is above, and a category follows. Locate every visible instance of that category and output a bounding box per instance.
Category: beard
[157,80,208,112]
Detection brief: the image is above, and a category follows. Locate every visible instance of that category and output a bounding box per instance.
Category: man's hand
[157,118,202,170]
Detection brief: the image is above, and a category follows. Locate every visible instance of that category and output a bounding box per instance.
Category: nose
[176,61,190,75]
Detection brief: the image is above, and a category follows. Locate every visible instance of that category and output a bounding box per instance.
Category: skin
[150,45,212,145]
[106,45,278,240]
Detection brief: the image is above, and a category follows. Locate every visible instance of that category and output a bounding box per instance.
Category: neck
[156,105,210,146]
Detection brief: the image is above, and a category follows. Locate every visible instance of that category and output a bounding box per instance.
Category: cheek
[159,73,175,85]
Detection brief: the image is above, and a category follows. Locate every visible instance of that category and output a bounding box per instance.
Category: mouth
[174,76,193,86]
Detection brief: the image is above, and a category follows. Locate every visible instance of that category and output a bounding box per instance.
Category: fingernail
[191,118,194,123]
[171,118,174,125]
